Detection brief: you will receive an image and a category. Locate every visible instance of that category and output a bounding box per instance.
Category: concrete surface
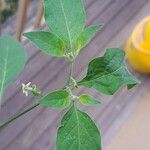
[106,93,150,150]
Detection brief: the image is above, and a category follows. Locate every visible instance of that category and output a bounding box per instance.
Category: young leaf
[23,31,65,57]
[79,94,101,106]
[44,0,85,48]
[78,48,140,95]
[75,24,103,54]
[39,90,71,109]
[0,35,26,105]
[57,105,101,150]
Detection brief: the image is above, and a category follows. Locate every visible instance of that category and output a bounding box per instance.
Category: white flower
[22,82,31,96]
[22,82,41,97]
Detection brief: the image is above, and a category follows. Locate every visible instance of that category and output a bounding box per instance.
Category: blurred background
[0,0,150,149]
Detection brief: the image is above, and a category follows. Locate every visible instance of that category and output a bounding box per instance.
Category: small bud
[31,84,42,96]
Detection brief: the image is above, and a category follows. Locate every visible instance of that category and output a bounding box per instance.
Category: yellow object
[126,16,150,74]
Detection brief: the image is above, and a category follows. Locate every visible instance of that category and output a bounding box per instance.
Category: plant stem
[0,103,40,129]
[66,61,73,86]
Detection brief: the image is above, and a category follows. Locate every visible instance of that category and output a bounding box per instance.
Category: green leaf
[44,0,85,48]
[57,105,101,150]
[75,24,103,54]
[23,31,65,57]
[0,35,26,105]
[39,90,71,109]
[78,48,140,95]
[79,94,101,106]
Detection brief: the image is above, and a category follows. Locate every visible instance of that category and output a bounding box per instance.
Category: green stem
[0,103,40,129]
[66,61,73,86]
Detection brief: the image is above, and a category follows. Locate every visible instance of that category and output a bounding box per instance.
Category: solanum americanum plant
[0,0,140,149]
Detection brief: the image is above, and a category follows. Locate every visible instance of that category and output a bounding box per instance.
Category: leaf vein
[59,0,72,49]
[0,45,9,103]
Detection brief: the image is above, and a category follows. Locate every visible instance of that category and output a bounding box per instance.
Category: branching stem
[0,60,75,130]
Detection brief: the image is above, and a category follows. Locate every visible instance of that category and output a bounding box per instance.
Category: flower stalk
[0,103,40,129]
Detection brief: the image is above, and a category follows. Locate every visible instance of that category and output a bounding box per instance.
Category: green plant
[0,0,139,149]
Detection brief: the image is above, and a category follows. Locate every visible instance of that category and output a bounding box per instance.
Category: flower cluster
[22,82,41,97]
